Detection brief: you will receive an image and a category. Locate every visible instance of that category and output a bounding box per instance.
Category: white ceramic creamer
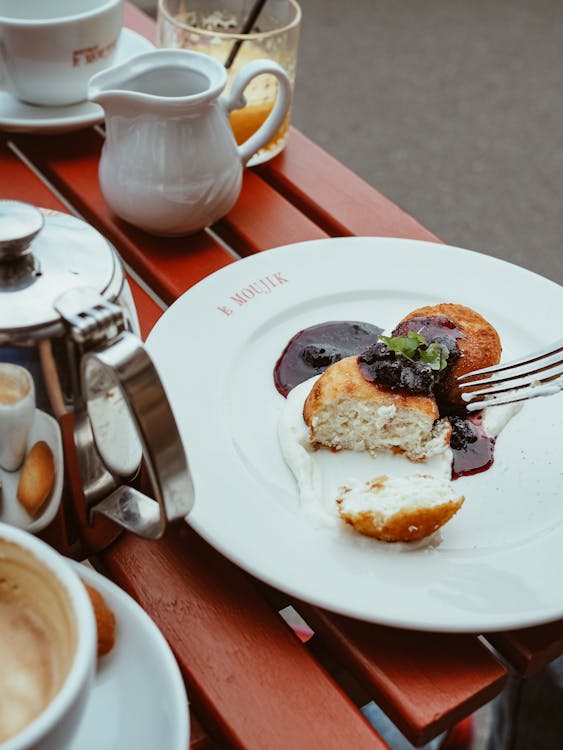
[88,49,292,236]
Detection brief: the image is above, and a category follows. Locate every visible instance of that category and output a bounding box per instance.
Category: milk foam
[0,603,55,742]
[0,541,77,743]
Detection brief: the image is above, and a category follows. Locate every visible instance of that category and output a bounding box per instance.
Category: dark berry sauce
[358,315,465,400]
[448,415,495,479]
[358,342,437,395]
[274,320,383,397]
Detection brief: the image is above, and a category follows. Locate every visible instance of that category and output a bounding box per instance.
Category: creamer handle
[222,59,292,165]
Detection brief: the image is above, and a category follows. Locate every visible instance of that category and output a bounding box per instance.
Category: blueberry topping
[358,342,437,395]
[448,415,479,450]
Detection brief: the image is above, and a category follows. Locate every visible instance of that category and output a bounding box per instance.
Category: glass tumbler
[157,0,301,166]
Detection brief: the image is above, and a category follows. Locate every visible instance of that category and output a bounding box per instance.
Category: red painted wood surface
[486,618,563,678]
[298,605,506,746]
[257,128,441,242]
[102,525,388,750]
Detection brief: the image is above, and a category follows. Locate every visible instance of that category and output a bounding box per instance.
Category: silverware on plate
[459,339,563,410]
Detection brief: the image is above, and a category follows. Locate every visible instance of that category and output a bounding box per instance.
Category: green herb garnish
[379,332,449,371]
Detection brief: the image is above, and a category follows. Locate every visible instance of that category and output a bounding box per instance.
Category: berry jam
[358,342,437,395]
[448,415,495,479]
[273,321,383,397]
[358,315,464,399]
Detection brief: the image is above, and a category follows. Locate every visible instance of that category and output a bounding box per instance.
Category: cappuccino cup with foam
[0,523,96,750]
[0,363,35,472]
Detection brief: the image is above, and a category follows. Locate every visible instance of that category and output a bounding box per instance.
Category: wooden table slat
[1,140,68,212]
[298,605,507,747]
[486,619,563,678]
[126,275,164,339]
[215,169,328,253]
[102,526,389,750]
[257,129,441,242]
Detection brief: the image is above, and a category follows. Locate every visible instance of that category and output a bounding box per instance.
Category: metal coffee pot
[0,200,193,555]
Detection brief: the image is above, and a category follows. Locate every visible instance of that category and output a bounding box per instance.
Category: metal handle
[55,286,194,539]
[82,331,194,538]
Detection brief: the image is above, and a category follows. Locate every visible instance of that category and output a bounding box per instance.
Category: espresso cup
[0,363,35,472]
[0,523,96,750]
[0,0,123,106]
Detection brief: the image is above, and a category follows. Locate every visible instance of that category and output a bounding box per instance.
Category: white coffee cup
[0,0,123,106]
[0,522,96,750]
[0,363,35,472]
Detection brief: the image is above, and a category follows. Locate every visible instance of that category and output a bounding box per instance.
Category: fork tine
[457,338,563,381]
[464,377,563,411]
[461,367,563,403]
[459,352,563,390]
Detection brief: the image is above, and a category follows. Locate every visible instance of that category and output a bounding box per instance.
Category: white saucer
[0,29,154,134]
[0,409,64,534]
[69,562,190,750]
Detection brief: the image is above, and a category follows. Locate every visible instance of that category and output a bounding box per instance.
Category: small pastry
[397,303,502,410]
[16,441,55,517]
[337,474,464,542]
[84,583,116,657]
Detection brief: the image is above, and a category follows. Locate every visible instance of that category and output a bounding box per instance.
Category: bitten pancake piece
[303,356,450,461]
[337,474,464,542]
[400,303,501,408]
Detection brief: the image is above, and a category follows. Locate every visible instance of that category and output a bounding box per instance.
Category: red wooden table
[1,5,562,748]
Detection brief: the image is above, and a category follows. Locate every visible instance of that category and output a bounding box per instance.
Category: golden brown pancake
[399,303,501,411]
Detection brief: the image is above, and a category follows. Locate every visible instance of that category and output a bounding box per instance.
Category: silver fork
[457,338,563,411]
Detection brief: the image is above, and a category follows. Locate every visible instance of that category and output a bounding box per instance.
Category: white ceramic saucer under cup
[0,29,154,134]
[0,409,63,534]
[68,563,189,750]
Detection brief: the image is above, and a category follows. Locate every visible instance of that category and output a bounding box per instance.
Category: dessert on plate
[336,474,465,542]
[277,302,516,543]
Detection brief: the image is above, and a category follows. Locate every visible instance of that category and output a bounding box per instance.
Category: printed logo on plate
[217,272,288,317]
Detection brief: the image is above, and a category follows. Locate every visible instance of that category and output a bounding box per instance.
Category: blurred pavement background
[292,0,563,285]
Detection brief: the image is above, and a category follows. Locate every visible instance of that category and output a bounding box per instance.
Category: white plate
[69,562,189,750]
[0,29,154,134]
[147,237,563,632]
[0,409,63,534]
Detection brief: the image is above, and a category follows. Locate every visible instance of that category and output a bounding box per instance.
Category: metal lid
[0,201,123,339]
